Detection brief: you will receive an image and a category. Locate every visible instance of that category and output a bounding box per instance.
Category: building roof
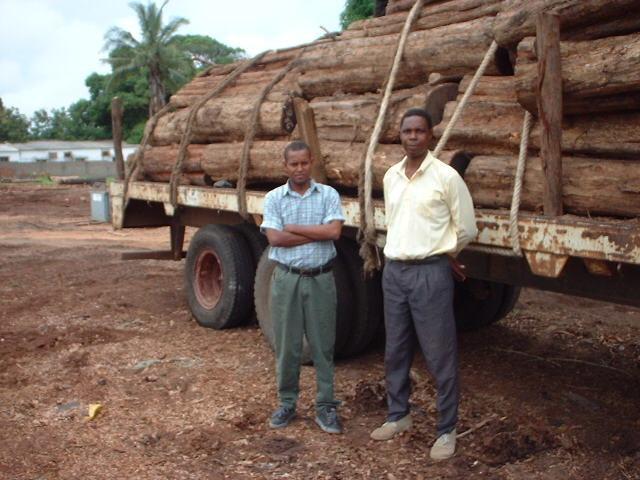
[0,143,19,153]
[0,140,138,151]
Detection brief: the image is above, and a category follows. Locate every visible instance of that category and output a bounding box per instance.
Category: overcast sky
[0,0,345,116]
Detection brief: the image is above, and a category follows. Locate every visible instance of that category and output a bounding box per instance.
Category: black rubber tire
[336,238,383,358]
[333,255,354,358]
[494,285,521,321]
[232,222,268,269]
[231,222,268,325]
[185,224,255,329]
[454,278,506,331]
[254,249,352,363]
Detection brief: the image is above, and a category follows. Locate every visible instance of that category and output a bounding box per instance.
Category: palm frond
[160,17,189,43]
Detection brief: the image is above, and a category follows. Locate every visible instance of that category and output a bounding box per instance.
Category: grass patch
[36,174,55,185]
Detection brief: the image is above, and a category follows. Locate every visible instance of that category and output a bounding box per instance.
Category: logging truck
[109,0,640,359]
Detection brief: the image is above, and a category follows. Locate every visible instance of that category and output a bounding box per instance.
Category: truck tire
[494,285,521,321]
[333,257,354,358]
[232,222,268,269]
[336,238,383,358]
[254,249,352,363]
[185,224,255,329]
[231,222,268,325]
[454,278,512,331]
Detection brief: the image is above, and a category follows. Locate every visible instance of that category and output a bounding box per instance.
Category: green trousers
[270,267,338,411]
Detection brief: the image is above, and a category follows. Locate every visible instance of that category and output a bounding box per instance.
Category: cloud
[0,0,345,116]
[0,0,111,115]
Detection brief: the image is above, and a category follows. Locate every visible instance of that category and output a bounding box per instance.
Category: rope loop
[169,50,270,206]
[509,110,533,256]
[358,0,425,274]
[236,48,307,221]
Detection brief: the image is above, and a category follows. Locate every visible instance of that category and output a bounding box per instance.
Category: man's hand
[448,256,467,282]
[284,221,342,241]
[265,228,312,247]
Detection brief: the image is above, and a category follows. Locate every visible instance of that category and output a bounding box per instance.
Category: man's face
[284,148,313,186]
[400,115,432,160]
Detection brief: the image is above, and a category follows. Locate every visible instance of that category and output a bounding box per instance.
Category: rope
[433,40,498,158]
[358,0,425,273]
[236,48,307,220]
[466,244,522,257]
[509,110,533,256]
[169,50,270,206]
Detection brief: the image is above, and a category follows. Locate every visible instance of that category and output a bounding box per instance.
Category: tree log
[343,0,502,39]
[493,0,640,48]
[515,34,640,115]
[167,45,314,108]
[293,98,327,182]
[141,142,288,184]
[170,73,300,108]
[434,81,640,159]
[458,75,518,102]
[465,155,640,218]
[144,171,212,186]
[139,141,410,190]
[298,17,504,98]
[386,0,449,15]
[138,141,478,194]
[566,15,640,41]
[310,83,457,143]
[151,94,295,145]
[536,12,563,217]
[111,97,125,180]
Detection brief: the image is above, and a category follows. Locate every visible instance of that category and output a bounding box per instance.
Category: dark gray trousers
[382,256,459,436]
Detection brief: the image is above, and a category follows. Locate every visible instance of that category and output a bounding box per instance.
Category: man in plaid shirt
[261,140,345,434]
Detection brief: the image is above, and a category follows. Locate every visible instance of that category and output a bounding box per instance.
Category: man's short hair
[400,108,433,130]
[283,140,311,161]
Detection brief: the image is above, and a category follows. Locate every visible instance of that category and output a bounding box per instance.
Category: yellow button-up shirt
[383,151,478,260]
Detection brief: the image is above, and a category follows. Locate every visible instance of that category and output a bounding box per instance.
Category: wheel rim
[194,248,223,309]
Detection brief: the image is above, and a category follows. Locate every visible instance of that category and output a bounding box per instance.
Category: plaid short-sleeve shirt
[261,180,345,269]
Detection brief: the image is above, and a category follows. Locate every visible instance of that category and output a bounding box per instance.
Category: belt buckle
[300,267,317,277]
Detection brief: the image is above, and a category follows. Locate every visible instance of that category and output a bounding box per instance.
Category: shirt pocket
[308,209,325,225]
[416,189,445,219]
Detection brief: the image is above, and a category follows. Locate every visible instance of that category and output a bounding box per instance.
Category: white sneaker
[370,414,412,441]
[430,429,457,460]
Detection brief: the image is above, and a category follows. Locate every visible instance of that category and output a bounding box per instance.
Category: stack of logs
[138,0,640,219]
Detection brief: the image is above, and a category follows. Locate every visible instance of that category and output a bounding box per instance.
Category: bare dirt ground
[1,183,639,480]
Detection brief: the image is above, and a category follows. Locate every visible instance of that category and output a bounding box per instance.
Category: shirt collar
[285,178,319,196]
[396,151,435,178]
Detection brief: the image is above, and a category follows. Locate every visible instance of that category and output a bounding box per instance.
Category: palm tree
[104,1,190,117]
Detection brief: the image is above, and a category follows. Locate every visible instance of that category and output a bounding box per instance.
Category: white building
[0,143,19,162]
[0,140,138,163]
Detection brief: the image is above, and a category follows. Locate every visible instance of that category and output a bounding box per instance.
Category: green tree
[30,101,109,141]
[339,0,374,29]
[104,1,190,117]
[85,70,150,142]
[0,99,30,142]
[30,109,53,139]
[173,34,245,71]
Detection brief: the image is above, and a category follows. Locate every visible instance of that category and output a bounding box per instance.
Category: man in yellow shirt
[370,108,478,461]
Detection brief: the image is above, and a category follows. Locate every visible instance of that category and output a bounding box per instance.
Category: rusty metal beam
[459,251,640,308]
[121,250,186,261]
[110,181,640,266]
